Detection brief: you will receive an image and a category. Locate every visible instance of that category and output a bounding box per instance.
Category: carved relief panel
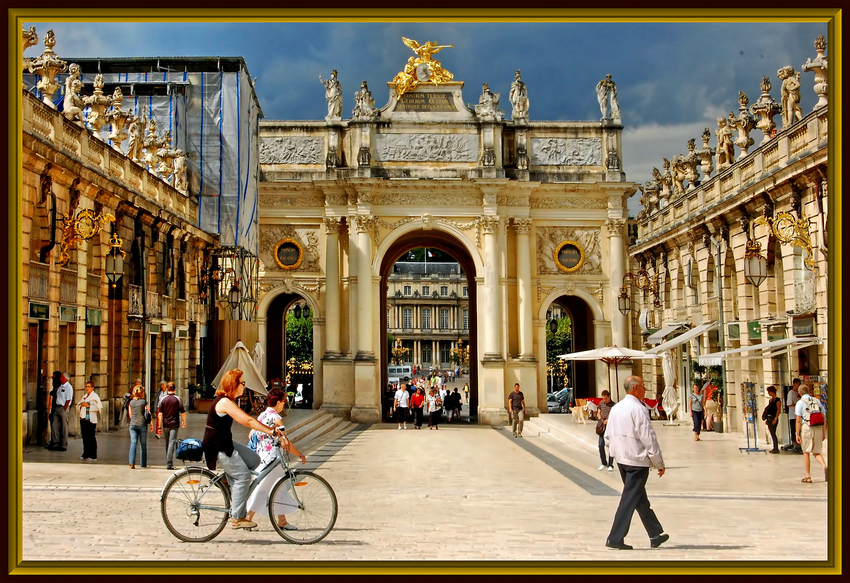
[536,226,602,275]
[374,133,478,162]
[259,225,320,273]
[259,137,324,164]
[530,138,603,166]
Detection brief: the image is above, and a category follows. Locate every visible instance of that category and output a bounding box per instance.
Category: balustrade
[146,290,160,318]
[28,262,50,300]
[129,285,143,316]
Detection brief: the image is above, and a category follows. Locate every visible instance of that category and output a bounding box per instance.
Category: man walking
[597,390,616,471]
[604,376,669,550]
[782,379,802,452]
[48,372,74,451]
[157,381,187,470]
[153,380,168,439]
[508,383,526,438]
[795,384,827,483]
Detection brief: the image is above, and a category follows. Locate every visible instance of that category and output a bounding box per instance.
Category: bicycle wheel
[161,466,230,542]
[269,470,337,544]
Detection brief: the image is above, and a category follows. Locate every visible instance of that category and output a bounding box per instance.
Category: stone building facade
[386,261,470,371]
[257,50,637,425]
[22,88,216,442]
[628,36,829,439]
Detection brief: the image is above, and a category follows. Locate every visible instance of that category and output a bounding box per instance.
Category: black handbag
[144,409,152,424]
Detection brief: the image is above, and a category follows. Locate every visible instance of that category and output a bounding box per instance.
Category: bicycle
[160,435,337,544]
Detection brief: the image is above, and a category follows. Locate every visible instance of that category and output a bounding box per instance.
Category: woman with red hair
[202,369,280,530]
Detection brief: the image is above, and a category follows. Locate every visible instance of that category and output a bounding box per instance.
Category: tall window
[422,344,431,364]
[440,286,448,296]
[440,308,449,329]
[387,308,391,329]
[462,286,468,297]
[462,309,469,330]
[422,285,429,296]
[422,308,431,330]
[403,308,412,328]
[440,343,451,363]
[403,285,411,296]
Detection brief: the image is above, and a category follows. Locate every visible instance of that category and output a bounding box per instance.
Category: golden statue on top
[393,37,455,97]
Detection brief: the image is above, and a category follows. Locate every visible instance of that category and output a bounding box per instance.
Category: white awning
[646,323,686,344]
[646,321,718,354]
[697,337,822,366]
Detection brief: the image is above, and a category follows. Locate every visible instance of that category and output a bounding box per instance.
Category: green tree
[546,317,573,387]
[285,312,313,363]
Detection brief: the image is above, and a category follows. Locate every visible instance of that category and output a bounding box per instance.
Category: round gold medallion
[273,238,303,270]
[554,240,585,274]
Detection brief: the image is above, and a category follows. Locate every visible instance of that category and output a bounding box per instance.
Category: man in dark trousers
[604,376,669,550]
[157,381,187,470]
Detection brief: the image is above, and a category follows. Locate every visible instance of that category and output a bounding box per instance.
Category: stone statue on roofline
[474,82,503,121]
[352,80,377,119]
[715,116,735,170]
[509,69,529,122]
[595,73,621,122]
[777,66,803,129]
[320,69,342,120]
[801,34,828,109]
[63,78,85,126]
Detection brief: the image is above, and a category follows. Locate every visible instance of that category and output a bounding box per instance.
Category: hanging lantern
[104,233,126,289]
[744,239,768,287]
[617,286,631,315]
[302,304,311,319]
[549,317,559,333]
[228,284,240,309]
[293,303,302,319]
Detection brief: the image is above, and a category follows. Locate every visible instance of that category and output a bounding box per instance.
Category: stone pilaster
[323,217,342,357]
[514,218,534,359]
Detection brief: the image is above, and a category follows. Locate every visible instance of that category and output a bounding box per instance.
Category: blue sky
[20,17,830,214]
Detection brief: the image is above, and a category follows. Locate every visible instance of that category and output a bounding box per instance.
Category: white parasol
[558,345,658,401]
[212,340,268,395]
[661,350,679,424]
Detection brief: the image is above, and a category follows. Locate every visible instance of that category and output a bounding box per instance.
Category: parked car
[547,394,562,413]
[549,388,572,413]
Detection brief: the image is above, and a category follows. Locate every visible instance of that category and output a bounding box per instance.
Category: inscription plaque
[274,238,303,270]
[395,92,457,112]
[554,240,585,273]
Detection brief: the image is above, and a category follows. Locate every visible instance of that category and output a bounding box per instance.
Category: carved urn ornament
[802,34,828,109]
[749,76,781,144]
[695,128,715,180]
[83,74,113,138]
[731,92,756,161]
[28,29,68,108]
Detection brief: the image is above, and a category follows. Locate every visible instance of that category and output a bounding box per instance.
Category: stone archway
[377,228,480,421]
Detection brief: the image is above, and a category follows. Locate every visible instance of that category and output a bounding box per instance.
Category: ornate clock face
[415,63,431,82]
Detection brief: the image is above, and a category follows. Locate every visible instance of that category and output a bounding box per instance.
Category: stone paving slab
[14,413,834,570]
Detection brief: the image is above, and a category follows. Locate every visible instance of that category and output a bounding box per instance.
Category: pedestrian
[690,382,705,441]
[153,380,168,439]
[762,386,782,454]
[604,376,669,550]
[120,379,139,428]
[507,383,526,438]
[703,382,718,431]
[245,387,306,530]
[76,380,102,462]
[439,384,448,407]
[427,387,442,429]
[463,383,469,403]
[795,385,827,483]
[394,383,410,430]
[127,384,152,469]
[596,389,616,471]
[410,387,425,429]
[783,379,802,453]
[157,381,187,469]
[48,372,74,451]
[447,388,462,422]
[44,371,61,449]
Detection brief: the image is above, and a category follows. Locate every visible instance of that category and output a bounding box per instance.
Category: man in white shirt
[49,372,73,451]
[394,383,410,430]
[603,376,669,550]
[795,384,827,483]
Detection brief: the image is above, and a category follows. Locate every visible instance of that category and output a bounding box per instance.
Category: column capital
[481,215,500,234]
[353,214,375,234]
[605,218,627,236]
[513,217,532,235]
[323,216,342,234]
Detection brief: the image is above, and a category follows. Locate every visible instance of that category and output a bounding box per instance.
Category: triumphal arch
[257,40,636,424]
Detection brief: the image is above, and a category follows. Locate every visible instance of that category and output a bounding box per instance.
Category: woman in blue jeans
[690,383,705,441]
[127,385,152,468]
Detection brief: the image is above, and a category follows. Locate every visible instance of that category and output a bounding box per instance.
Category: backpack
[805,396,825,427]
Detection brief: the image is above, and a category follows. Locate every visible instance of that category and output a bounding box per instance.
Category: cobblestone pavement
[15,409,834,570]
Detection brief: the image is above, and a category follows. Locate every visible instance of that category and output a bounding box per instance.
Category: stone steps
[523,415,598,453]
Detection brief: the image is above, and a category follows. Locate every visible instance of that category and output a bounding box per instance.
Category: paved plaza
[15,405,834,570]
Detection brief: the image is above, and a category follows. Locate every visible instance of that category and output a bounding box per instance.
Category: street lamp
[617,286,631,316]
[302,305,311,319]
[549,316,559,334]
[618,269,661,315]
[293,303,302,319]
[744,239,768,287]
[227,283,240,309]
[104,232,125,289]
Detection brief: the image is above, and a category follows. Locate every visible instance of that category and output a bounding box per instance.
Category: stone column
[323,217,341,357]
[515,218,534,359]
[607,218,627,348]
[481,216,502,358]
[354,215,374,359]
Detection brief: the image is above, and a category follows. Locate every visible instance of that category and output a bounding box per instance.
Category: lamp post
[618,269,661,315]
[104,232,125,289]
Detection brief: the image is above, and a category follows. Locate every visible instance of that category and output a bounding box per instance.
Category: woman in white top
[76,380,102,461]
[245,387,306,530]
[427,388,442,430]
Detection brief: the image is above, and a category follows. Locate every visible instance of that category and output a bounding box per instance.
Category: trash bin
[714,419,724,433]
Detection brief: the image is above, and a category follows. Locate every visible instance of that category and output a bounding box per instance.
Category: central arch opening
[379,230,479,423]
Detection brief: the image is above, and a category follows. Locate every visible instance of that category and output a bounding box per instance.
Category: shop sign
[747,320,762,340]
[86,309,102,326]
[59,306,77,322]
[29,302,50,320]
[727,323,740,340]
